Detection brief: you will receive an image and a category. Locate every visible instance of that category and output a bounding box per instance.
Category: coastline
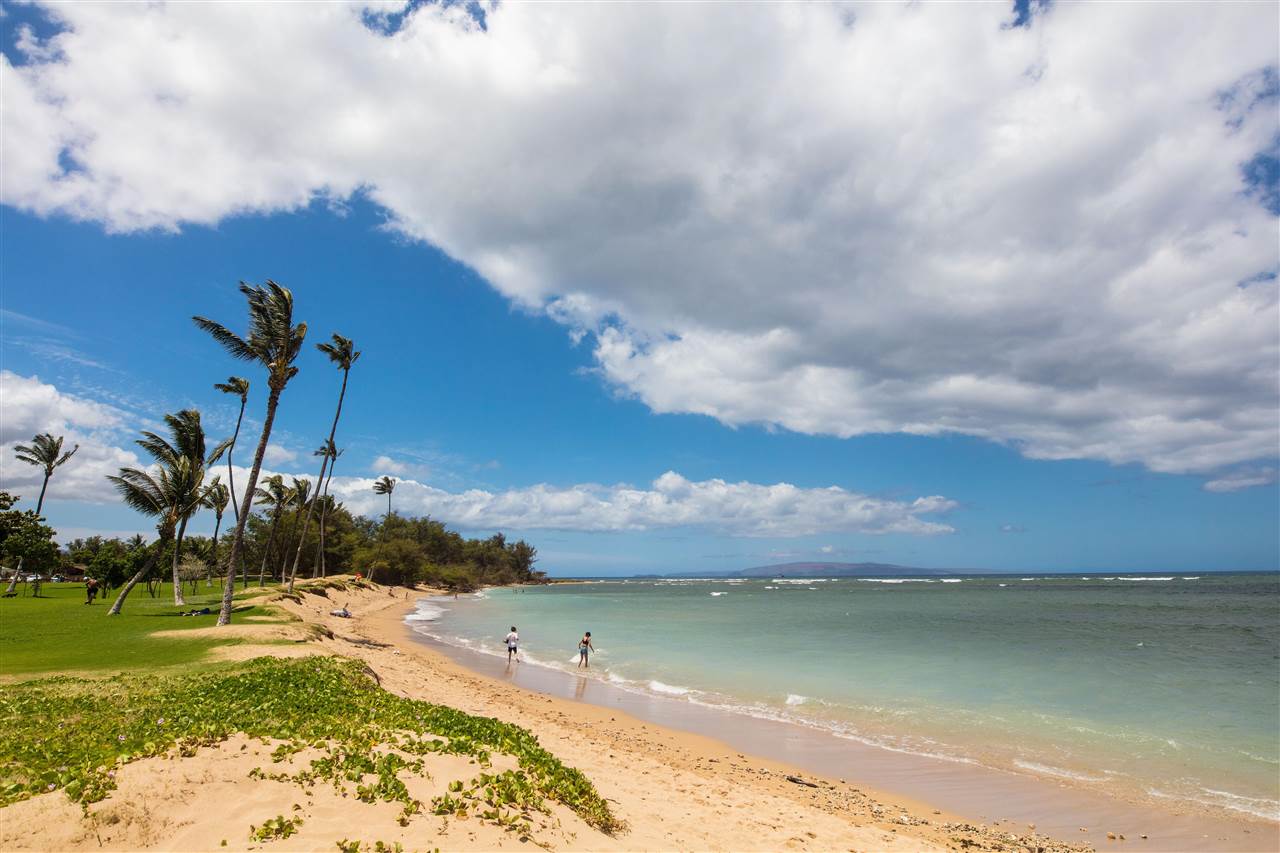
[6,580,1272,852]
[386,588,1278,853]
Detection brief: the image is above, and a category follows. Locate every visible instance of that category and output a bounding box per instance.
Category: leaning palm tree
[202,477,230,587]
[280,477,311,581]
[287,333,360,592]
[312,441,343,578]
[253,475,288,587]
[213,377,250,523]
[106,410,217,614]
[374,475,396,518]
[194,280,306,625]
[13,433,79,516]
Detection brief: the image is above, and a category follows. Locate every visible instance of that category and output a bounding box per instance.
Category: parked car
[51,575,66,583]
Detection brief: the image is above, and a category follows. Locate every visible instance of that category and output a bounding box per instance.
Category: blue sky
[1,1,1277,574]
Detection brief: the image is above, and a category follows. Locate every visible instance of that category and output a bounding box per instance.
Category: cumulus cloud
[262,443,298,466]
[1202,467,1278,493]
[2,2,1277,473]
[0,371,140,504]
[319,470,956,537]
[371,454,432,480]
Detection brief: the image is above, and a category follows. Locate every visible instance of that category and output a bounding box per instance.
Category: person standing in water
[505,626,520,662]
[577,631,594,668]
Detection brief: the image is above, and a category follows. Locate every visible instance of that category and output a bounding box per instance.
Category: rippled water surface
[407,573,1280,821]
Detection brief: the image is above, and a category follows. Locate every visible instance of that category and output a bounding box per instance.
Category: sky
[1,0,1277,576]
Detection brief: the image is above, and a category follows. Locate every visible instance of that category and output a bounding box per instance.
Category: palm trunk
[314,459,337,579]
[172,516,189,606]
[227,400,245,524]
[35,473,50,516]
[109,533,170,615]
[281,506,302,582]
[217,385,281,626]
[288,368,350,592]
[207,512,222,587]
[258,509,281,587]
[4,556,25,595]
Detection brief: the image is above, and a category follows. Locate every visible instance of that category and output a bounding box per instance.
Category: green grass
[0,582,286,677]
[0,656,619,835]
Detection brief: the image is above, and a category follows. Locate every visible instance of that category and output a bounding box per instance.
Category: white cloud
[262,443,298,466]
[1203,467,1278,494]
[1,2,1277,474]
[0,371,140,505]
[321,470,956,537]
[371,454,432,480]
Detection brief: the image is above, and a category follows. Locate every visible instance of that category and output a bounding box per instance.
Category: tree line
[2,281,545,620]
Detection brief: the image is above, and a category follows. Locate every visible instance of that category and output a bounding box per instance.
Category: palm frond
[192,316,257,361]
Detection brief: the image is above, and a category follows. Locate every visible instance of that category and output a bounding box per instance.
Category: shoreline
[387,589,1278,853]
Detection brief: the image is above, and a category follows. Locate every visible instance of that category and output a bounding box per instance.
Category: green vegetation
[0,656,619,835]
[0,582,280,677]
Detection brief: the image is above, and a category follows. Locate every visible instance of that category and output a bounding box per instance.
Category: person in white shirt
[505,626,519,662]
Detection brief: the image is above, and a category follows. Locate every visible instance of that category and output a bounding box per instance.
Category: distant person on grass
[505,626,519,662]
[84,577,98,605]
[578,631,594,668]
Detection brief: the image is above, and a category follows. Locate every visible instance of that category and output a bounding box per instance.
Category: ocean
[405,572,1280,823]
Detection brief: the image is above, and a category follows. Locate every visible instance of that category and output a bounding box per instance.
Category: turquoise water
[407,573,1280,821]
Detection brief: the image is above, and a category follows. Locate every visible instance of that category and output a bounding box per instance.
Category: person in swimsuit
[505,626,519,662]
[577,631,594,668]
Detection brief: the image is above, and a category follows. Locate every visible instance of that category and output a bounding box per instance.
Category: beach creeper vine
[0,656,619,837]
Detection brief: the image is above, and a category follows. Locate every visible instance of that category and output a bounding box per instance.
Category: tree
[287,333,360,592]
[194,280,306,625]
[213,377,250,524]
[253,475,288,587]
[202,478,230,586]
[311,441,343,578]
[106,409,219,611]
[0,491,59,593]
[136,409,225,606]
[281,477,311,581]
[373,476,396,518]
[13,433,79,515]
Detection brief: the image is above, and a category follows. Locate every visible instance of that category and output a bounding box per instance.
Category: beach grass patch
[0,655,619,835]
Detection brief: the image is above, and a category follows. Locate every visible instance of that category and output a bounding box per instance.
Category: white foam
[709,591,727,596]
[1181,576,1201,580]
[785,693,809,706]
[1124,576,1174,581]
[1013,759,1106,782]
[998,583,1008,587]
[405,601,446,622]
[940,579,963,583]
[1148,787,1280,822]
[857,578,935,584]
[649,680,691,696]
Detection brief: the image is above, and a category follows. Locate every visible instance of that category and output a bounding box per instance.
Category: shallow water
[406,572,1280,822]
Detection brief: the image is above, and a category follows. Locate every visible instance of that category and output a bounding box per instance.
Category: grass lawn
[0,581,288,678]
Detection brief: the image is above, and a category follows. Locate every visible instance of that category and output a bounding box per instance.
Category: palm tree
[280,477,311,581]
[213,377,250,523]
[136,409,226,606]
[194,280,306,625]
[13,433,79,516]
[253,475,288,587]
[202,477,230,587]
[287,333,360,592]
[106,409,217,613]
[312,441,343,578]
[374,475,396,518]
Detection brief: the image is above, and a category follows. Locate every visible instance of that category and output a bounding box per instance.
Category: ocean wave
[1123,576,1175,581]
[786,693,809,706]
[709,591,727,596]
[1182,576,1201,580]
[1013,759,1106,782]
[649,680,691,696]
[857,578,935,584]
[1148,787,1280,822]
[940,579,963,583]
[405,601,447,622]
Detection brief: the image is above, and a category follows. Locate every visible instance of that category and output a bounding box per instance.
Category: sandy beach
[4,580,1275,853]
